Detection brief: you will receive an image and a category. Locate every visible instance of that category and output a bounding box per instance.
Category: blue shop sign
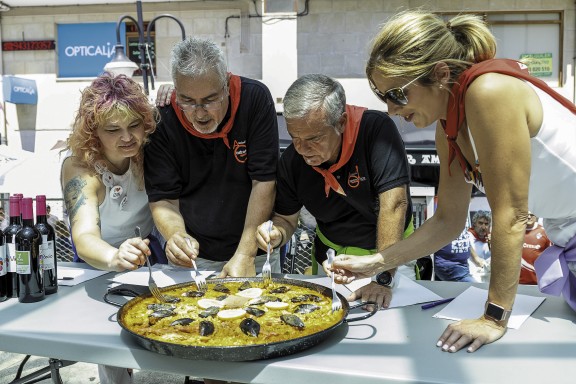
[57,22,127,78]
[2,76,38,104]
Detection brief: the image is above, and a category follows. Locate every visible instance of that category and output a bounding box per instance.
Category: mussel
[212,283,230,293]
[162,295,181,303]
[238,281,252,291]
[248,295,282,306]
[182,290,205,297]
[281,314,305,330]
[240,318,260,337]
[216,294,228,301]
[199,320,215,336]
[294,304,320,314]
[147,303,176,311]
[170,318,194,326]
[290,294,323,303]
[199,306,220,318]
[245,307,265,317]
[149,309,175,325]
[269,286,289,294]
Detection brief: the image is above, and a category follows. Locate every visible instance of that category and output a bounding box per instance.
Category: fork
[184,237,207,292]
[134,226,166,302]
[262,220,273,286]
[326,249,342,312]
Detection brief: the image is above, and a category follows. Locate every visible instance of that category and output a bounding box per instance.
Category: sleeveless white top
[528,85,576,247]
[99,163,154,247]
[466,84,576,247]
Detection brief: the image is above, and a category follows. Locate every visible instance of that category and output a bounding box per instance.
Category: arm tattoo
[63,176,88,224]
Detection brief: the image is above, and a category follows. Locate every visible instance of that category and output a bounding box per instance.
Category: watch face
[485,302,505,320]
[376,271,392,286]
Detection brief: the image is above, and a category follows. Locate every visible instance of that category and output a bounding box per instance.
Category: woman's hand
[155,84,175,107]
[111,237,151,271]
[436,317,507,353]
[329,253,384,283]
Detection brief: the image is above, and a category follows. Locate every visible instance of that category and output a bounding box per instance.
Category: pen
[58,277,74,281]
[421,297,455,310]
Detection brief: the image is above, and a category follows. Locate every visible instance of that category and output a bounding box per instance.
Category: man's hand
[347,282,392,311]
[217,253,256,278]
[165,232,199,268]
[255,221,282,251]
[155,84,175,107]
[436,316,507,353]
[111,237,151,271]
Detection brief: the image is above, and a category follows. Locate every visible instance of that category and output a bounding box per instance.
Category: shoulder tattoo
[63,176,88,223]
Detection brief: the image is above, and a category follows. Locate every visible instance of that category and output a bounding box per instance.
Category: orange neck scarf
[312,104,366,197]
[172,74,242,149]
[443,59,576,176]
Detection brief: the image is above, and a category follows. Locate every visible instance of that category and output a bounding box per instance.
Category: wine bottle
[5,195,23,298]
[0,226,6,302]
[16,197,44,303]
[35,195,58,295]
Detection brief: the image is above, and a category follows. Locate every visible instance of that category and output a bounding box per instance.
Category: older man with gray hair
[145,37,279,279]
[256,74,413,310]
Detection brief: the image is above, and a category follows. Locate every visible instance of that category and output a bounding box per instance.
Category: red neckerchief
[312,104,366,197]
[172,74,241,149]
[468,228,488,243]
[442,59,576,176]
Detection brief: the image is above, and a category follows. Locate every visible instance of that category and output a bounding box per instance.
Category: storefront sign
[57,22,127,78]
[2,40,55,51]
[519,53,553,77]
[2,76,38,104]
[406,150,440,166]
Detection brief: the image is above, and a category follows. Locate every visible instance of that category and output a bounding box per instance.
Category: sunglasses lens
[384,88,408,106]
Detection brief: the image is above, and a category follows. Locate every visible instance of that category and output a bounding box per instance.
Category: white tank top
[528,85,576,246]
[99,163,154,247]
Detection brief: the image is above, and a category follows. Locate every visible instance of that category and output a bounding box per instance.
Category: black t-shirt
[144,76,278,261]
[275,109,411,250]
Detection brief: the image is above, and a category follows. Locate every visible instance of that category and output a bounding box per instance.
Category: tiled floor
[0,352,193,383]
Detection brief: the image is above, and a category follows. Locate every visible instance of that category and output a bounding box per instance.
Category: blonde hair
[366,10,497,85]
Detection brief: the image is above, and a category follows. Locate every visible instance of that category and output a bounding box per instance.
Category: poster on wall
[57,22,127,78]
[519,53,553,78]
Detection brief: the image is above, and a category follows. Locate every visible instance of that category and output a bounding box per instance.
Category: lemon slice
[217,308,247,320]
[236,288,263,299]
[264,301,289,310]
[197,298,225,309]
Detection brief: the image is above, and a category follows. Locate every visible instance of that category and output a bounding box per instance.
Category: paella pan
[109,277,377,361]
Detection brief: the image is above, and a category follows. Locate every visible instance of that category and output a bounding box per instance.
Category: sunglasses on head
[369,72,426,106]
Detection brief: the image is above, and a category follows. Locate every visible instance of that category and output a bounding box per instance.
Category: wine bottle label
[40,240,55,270]
[6,243,16,273]
[0,244,6,277]
[16,250,31,274]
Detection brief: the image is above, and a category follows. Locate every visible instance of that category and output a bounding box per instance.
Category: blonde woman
[331,10,576,353]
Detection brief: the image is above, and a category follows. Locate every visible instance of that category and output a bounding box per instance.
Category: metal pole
[136,0,149,95]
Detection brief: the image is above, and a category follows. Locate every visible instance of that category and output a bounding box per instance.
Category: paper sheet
[111,264,215,287]
[287,274,443,309]
[57,266,111,286]
[433,286,546,329]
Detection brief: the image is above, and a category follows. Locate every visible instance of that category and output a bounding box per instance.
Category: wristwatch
[484,301,512,322]
[372,271,398,289]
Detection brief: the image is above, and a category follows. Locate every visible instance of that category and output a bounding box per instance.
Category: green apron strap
[312,226,375,274]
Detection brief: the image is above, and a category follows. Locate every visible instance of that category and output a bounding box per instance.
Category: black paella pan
[108,277,378,361]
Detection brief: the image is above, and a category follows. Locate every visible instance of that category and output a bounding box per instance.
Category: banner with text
[2,76,38,104]
[57,22,127,78]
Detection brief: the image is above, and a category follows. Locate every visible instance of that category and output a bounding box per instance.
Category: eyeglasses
[368,73,426,106]
[177,86,227,111]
